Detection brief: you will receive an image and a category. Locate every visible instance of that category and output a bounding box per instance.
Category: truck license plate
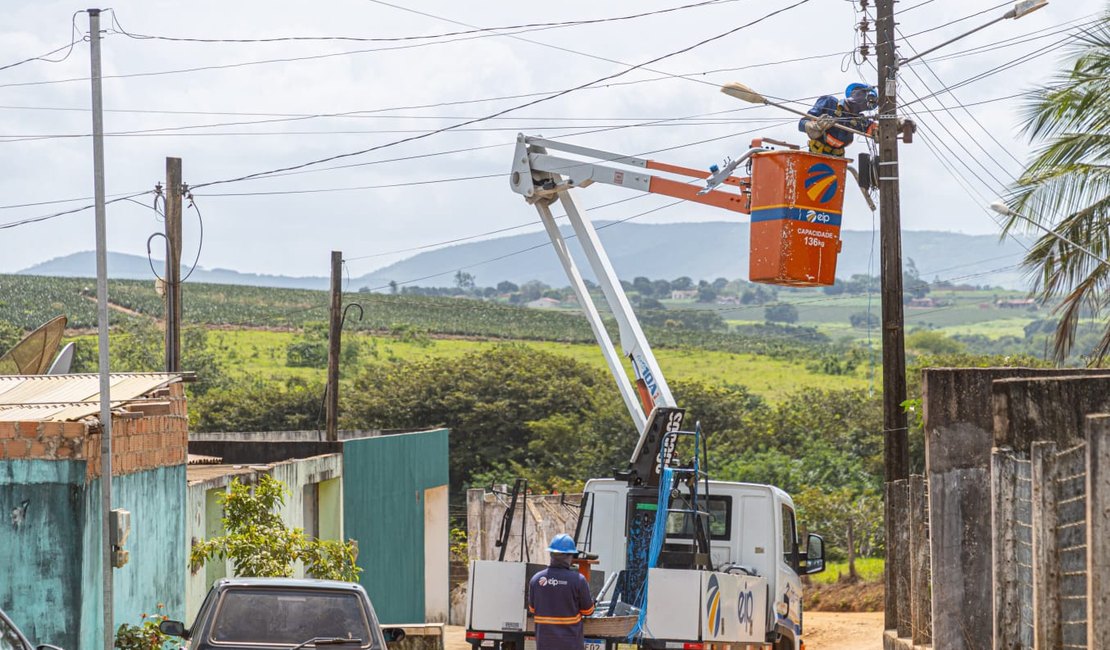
[585,639,604,650]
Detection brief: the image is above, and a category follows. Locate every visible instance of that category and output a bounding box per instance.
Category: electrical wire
[186,0,814,191]
[0,191,154,231]
[0,11,86,73]
[107,0,739,44]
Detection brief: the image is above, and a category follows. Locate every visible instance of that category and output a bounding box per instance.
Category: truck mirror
[803,534,825,575]
[383,627,407,643]
[158,620,188,638]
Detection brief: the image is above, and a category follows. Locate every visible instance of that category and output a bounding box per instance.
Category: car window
[781,504,797,566]
[0,614,26,650]
[666,495,732,540]
[210,589,375,647]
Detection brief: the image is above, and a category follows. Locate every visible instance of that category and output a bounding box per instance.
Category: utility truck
[467,132,849,650]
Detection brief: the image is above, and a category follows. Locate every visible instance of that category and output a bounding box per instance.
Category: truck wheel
[498,642,517,650]
[773,636,794,650]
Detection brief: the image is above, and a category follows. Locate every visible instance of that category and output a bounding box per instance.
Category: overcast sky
[0,0,1096,280]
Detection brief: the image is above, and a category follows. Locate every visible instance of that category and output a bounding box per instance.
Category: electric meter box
[748,150,847,287]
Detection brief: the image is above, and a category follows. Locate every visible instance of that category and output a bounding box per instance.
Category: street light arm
[989,201,1109,266]
[898,1,1049,67]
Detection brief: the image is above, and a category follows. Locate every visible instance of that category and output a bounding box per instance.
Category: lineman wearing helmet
[798,83,878,157]
[528,534,595,650]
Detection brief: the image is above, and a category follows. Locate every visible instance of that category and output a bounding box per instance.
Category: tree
[672,276,693,291]
[1003,16,1110,363]
[191,474,360,581]
[454,271,476,292]
[652,279,672,297]
[0,320,23,354]
[764,302,799,324]
[696,288,717,303]
[388,280,398,295]
[849,311,878,329]
[905,329,965,356]
[632,276,654,297]
[496,280,519,294]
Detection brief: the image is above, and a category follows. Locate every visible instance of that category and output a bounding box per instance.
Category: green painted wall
[342,429,449,624]
[0,460,85,647]
[0,460,186,649]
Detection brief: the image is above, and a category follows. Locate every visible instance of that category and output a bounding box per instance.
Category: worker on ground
[528,534,595,650]
[799,82,878,157]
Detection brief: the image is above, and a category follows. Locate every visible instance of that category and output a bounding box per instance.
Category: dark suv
[0,607,62,650]
[160,578,404,649]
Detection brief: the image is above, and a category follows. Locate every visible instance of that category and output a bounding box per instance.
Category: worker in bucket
[799,82,878,157]
[528,533,595,650]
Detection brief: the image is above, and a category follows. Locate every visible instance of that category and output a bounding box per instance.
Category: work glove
[804,115,835,140]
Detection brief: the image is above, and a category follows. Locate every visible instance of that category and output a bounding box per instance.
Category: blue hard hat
[845,83,878,109]
[547,533,577,554]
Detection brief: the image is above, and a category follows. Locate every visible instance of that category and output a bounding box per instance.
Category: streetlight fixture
[989,201,1108,266]
[899,1,1049,67]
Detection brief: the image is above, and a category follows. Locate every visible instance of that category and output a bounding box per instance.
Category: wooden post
[1087,415,1110,648]
[876,0,911,629]
[1031,441,1060,649]
[992,448,1021,649]
[325,251,342,441]
[909,474,932,646]
[164,157,183,372]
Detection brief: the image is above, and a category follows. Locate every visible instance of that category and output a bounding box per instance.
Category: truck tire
[773,634,794,650]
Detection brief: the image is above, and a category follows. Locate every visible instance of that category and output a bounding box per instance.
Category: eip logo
[706,575,725,635]
[804,163,839,204]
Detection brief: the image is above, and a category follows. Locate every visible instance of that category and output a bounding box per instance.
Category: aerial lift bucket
[748,150,848,287]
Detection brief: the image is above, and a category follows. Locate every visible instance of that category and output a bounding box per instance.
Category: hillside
[17,223,1035,291]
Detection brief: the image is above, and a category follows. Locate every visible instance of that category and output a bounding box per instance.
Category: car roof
[213,577,368,594]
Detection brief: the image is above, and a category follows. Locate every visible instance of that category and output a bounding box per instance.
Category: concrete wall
[922,368,1110,650]
[184,454,344,622]
[0,382,189,648]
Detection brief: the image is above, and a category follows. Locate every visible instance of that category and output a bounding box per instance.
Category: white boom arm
[509,134,756,451]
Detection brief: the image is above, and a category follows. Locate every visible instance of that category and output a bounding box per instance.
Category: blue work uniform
[798,95,876,157]
[528,565,595,650]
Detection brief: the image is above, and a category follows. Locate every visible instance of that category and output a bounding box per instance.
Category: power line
[187,0,814,191]
[0,191,154,231]
[0,10,85,73]
[107,0,739,44]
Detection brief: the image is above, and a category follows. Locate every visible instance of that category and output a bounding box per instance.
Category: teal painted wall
[342,429,449,624]
[0,461,186,649]
[0,460,85,647]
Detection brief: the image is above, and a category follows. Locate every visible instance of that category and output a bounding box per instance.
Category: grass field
[209,330,870,401]
[809,557,885,585]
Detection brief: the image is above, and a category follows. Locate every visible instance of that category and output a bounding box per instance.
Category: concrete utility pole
[164,157,183,372]
[325,251,342,441]
[86,9,114,649]
[876,0,911,633]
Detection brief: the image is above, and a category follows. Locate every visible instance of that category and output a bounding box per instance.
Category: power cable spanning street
[0,2,1104,649]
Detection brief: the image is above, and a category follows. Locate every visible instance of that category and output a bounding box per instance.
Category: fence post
[1031,441,1060,649]
[1088,415,1110,648]
[993,448,1021,649]
[909,474,932,646]
[467,488,485,561]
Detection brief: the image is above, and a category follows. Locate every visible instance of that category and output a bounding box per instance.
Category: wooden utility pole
[876,0,911,633]
[325,250,342,441]
[164,157,183,372]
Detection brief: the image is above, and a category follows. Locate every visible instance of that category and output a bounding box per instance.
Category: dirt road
[446,612,885,650]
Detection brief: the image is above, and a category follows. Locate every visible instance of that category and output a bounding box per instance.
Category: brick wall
[0,382,188,479]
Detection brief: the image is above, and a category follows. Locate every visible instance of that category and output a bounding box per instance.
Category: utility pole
[876,0,911,634]
[164,157,182,372]
[325,251,342,441]
[87,9,114,650]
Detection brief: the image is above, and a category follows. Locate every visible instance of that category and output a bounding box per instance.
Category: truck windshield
[210,588,375,647]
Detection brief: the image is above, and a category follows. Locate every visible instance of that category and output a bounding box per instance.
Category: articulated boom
[509,134,760,482]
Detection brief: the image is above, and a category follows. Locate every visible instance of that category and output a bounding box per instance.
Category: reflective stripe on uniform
[579,605,596,616]
[534,615,582,625]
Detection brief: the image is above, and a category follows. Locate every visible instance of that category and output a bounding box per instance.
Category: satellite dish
[47,342,76,375]
[0,315,67,375]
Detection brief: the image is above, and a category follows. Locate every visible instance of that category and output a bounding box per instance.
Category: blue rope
[629,465,674,639]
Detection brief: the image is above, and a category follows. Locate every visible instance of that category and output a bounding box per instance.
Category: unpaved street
[446,612,885,650]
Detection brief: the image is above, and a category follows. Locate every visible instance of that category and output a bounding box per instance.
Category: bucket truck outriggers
[466,135,839,650]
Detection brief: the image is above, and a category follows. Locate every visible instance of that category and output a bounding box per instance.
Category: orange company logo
[804,163,838,204]
[706,575,724,635]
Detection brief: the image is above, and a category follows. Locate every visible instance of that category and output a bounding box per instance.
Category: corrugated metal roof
[0,373,183,422]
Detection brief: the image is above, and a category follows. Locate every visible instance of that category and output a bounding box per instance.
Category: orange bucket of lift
[748,150,847,287]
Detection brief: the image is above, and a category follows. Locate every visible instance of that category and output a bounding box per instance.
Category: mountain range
[17,222,1034,290]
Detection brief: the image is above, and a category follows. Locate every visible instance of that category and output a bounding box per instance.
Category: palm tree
[1003,12,1110,364]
